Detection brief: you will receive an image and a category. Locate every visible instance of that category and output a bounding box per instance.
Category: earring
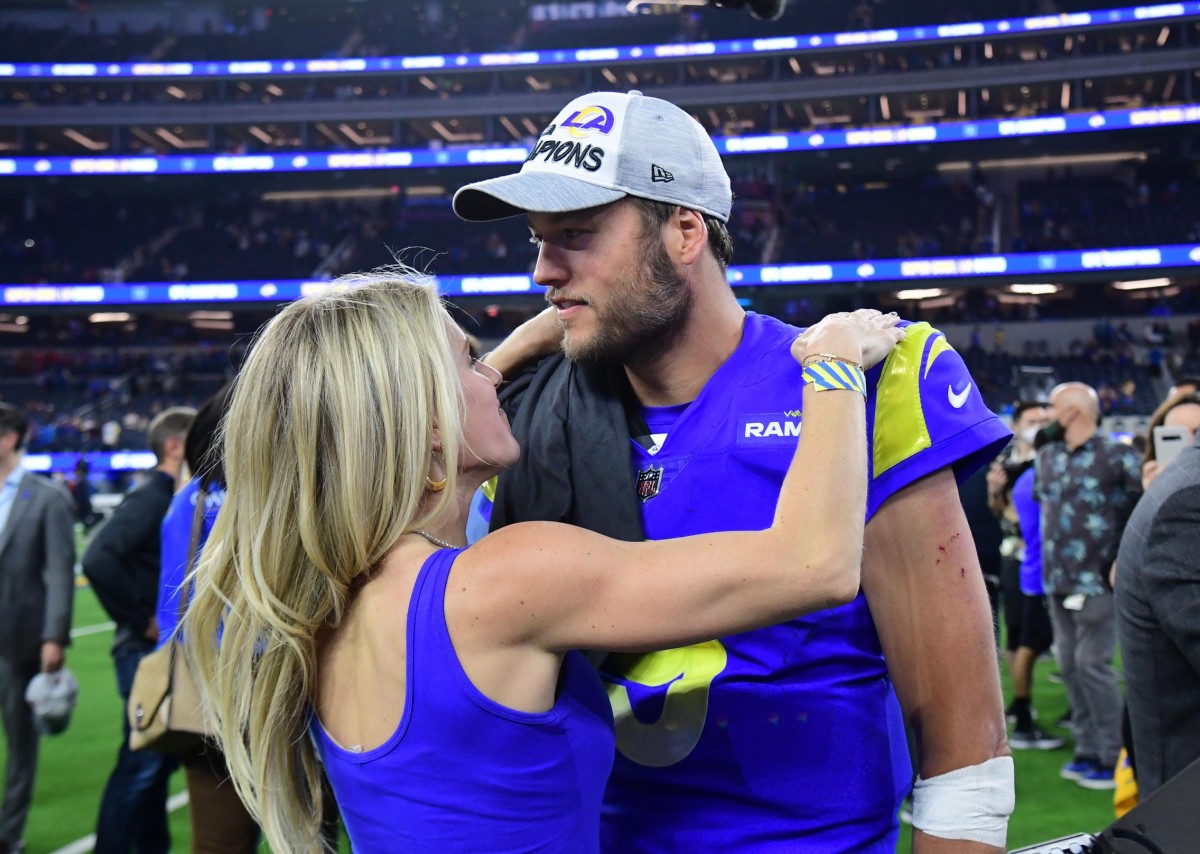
[425,475,447,493]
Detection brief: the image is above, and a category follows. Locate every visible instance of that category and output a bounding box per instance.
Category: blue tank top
[311,547,614,853]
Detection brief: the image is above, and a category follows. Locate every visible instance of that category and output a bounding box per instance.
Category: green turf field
[0,584,191,854]
[4,583,1118,852]
[899,640,1122,852]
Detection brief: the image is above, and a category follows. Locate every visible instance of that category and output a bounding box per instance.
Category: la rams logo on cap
[562,105,615,139]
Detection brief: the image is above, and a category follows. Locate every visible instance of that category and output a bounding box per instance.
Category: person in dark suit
[0,403,76,854]
[84,406,194,854]
[1116,428,1200,798]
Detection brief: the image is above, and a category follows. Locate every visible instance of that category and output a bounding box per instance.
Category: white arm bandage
[911,755,1015,848]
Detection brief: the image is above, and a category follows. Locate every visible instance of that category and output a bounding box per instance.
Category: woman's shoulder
[462,521,599,574]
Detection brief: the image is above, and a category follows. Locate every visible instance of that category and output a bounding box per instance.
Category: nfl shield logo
[636,465,663,502]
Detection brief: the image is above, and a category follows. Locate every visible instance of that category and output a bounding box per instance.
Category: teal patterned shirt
[1035,433,1143,596]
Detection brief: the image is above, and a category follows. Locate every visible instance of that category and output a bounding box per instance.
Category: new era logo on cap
[651,164,674,183]
[452,90,732,223]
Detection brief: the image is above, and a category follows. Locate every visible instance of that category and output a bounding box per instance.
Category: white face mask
[1019,427,1040,446]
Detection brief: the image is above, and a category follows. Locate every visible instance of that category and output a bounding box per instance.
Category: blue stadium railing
[2,242,1196,307]
[2,103,1197,177]
[2,2,1195,80]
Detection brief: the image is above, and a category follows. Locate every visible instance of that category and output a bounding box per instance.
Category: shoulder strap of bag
[167,483,210,680]
[179,483,208,621]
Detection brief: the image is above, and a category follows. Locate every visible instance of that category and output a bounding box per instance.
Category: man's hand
[41,641,64,673]
[143,615,160,643]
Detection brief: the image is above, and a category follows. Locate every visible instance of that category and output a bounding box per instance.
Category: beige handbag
[127,639,209,752]
[127,488,213,752]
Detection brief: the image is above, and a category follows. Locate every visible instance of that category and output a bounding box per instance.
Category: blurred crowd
[970,372,1200,804]
[7,167,1200,290]
[0,0,1108,67]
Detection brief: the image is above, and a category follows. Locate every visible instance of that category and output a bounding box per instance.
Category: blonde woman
[183,272,903,853]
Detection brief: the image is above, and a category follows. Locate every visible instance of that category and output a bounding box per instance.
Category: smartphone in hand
[1152,425,1191,469]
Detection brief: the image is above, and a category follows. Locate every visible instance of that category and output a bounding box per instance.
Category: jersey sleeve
[1011,467,1040,546]
[466,477,497,545]
[866,321,1012,518]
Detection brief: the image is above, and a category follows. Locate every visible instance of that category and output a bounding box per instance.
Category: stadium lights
[7,3,1196,81]
[154,128,207,150]
[247,127,275,145]
[260,187,400,202]
[89,312,132,323]
[6,242,1199,307]
[0,314,28,333]
[9,105,1199,178]
[62,129,108,152]
[937,151,1147,171]
[1010,284,1060,295]
[430,121,482,143]
[1112,277,1171,290]
[405,185,448,197]
[627,0,787,20]
[913,295,958,309]
[1122,285,1181,299]
[188,311,233,321]
[895,288,946,300]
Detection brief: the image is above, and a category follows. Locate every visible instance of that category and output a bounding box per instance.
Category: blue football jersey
[600,312,1010,852]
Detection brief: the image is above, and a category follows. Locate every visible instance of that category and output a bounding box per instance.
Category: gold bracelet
[801,352,863,370]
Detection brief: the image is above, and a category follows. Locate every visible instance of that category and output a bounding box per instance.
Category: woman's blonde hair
[182,271,463,853]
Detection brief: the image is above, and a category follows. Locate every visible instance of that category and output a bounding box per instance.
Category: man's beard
[557,237,693,366]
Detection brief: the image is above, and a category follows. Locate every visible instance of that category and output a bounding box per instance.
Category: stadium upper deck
[2,1,1198,160]
[2,0,1199,314]
[0,0,1169,64]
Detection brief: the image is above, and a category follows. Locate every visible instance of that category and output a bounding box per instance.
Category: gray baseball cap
[25,667,79,736]
[453,90,732,223]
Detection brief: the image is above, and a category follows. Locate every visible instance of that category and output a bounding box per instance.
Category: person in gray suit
[0,403,76,854]
[1116,427,1200,799]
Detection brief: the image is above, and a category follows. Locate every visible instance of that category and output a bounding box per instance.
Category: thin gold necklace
[413,529,465,550]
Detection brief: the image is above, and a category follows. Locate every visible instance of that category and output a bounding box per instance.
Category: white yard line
[69,622,116,638]
[48,792,189,854]
[50,619,182,853]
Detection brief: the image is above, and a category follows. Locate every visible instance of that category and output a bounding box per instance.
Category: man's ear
[667,208,708,266]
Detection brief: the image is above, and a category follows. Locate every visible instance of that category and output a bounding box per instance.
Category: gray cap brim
[453,171,628,222]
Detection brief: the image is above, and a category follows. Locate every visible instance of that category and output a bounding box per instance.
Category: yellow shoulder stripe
[873,322,941,477]
[924,334,955,380]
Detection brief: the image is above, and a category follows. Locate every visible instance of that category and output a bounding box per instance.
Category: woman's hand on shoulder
[480,307,564,379]
[792,309,905,371]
